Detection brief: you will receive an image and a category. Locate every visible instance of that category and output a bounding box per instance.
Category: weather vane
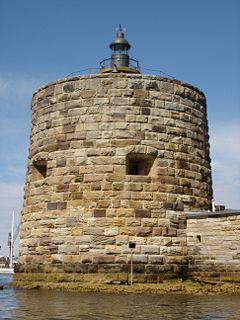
[116,24,126,34]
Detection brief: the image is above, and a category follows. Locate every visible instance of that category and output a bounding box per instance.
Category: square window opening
[126,153,156,176]
[32,160,47,180]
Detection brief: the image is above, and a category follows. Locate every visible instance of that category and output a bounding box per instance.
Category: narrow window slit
[196,235,202,242]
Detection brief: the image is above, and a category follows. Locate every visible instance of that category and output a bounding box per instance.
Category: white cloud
[0,182,24,201]
[0,75,43,102]
[0,74,49,121]
[210,123,240,159]
[210,121,240,209]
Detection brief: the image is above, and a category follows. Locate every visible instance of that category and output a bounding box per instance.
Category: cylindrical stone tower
[17,29,212,284]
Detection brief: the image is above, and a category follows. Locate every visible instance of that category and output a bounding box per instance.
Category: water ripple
[1,275,240,320]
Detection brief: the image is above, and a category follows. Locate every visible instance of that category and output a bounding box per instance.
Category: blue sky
[0,0,239,256]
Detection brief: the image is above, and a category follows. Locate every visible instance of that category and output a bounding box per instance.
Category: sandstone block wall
[187,211,240,282]
[18,74,212,282]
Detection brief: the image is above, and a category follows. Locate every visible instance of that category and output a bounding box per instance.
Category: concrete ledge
[187,210,240,219]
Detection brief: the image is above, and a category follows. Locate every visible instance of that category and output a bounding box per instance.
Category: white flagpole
[10,210,15,269]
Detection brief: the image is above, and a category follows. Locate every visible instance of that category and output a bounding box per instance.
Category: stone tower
[18,27,212,283]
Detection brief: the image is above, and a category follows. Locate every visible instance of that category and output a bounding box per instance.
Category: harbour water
[1,275,240,319]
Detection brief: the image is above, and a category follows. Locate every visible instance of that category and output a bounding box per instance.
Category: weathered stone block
[80,90,96,98]
[135,208,151,218]
[129,254,148,264]
[152,227,163,236]
[63,124,75,133]
[146,81,159,91]
[141,245,160,255]
[148,255,164,264]
[133,90,149,98]
[92,255,115,264]
[47,201,67,210]
[163,202,174,210]
[136,227,152,236]
[98,264,123,273]
[141,107,151,115]
[45,85,55,96]
[66,217,77,227]
[104,227,118,236]
[47,202,57,210]
[58,245,79,254]
[112,182,124,191]
[142,218,158,227]
[126,183,143,192]
[116,235,129,245]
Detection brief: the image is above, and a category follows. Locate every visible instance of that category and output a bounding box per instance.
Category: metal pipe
[130,248,133,285]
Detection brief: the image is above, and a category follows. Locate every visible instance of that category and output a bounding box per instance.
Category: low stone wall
[187,211,240,282]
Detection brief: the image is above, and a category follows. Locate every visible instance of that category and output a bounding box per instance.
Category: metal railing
[66,68,99,77]
[100,58,140,71]
[65,66,175,79]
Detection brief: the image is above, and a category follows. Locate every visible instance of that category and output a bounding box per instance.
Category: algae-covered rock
[11,273,240,295]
